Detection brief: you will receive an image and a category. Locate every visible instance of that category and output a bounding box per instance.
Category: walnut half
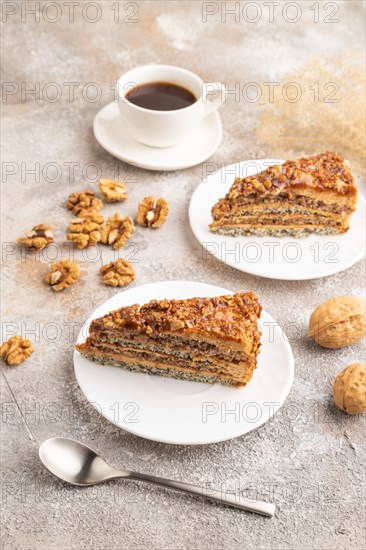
[136,196,169,228]
[99,179,128,202]
[100,213,135,250]
[100,259,136,287]
[66,190,103,216]
[67,214,104,249]
[17,224,54,251]
[45,259,81,291]
[0,336,35,366]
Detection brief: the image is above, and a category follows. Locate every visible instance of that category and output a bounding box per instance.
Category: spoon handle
[127,472,275,517]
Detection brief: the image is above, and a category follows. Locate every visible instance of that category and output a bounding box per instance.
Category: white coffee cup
[117,64,226,148]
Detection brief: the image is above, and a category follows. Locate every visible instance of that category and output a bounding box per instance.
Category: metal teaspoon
[39,437,275,517]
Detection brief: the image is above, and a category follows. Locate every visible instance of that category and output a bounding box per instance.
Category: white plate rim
[189,159,366,281]
[93,102,223,171]
[74,281,294,445]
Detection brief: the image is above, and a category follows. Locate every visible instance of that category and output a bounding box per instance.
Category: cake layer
[210,215,349,230]
[212,200,353,218]
[86,334,249,363]
[78,345,255,387]
[88,328,257,360]
[212,225,347,237]
[81,338,250,368]
[81,340,256,373]
[212,187,356,224]
[211,212,348,225]
[90,325,256,354]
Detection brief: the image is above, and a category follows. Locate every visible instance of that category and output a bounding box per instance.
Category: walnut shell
[309,296,366,349]
[333,363,366,415]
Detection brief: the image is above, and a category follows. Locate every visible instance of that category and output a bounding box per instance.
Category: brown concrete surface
[1,1,365,549]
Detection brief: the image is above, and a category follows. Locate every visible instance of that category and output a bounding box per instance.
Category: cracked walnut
[136,196,169,228]
[17,224,54,251]
[66,190,103,216]
[99,179,128,202]
[100,259,136,287]
[67,214,104,249]
[45,259,81,291]
[100,213,135,249]
[0,336,35,366]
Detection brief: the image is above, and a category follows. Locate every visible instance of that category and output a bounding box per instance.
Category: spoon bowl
[39,437,123,486]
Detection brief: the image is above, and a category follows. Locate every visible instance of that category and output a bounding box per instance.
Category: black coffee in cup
[126,82,196,111]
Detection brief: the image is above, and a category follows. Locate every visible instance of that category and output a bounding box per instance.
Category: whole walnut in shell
[333,363,366,415]
[309,296,366,349]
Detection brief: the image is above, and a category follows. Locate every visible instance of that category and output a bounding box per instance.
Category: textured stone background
[1,1,365,549]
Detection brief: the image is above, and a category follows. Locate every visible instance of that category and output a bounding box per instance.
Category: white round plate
[93,102,222,171]
[74,281,294,445]
[189,159,366,280]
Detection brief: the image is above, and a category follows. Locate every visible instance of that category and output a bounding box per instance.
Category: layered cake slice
[76,292,262,387]
[210,152,358,237]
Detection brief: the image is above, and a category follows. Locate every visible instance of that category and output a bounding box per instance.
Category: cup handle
[201,82,226,118]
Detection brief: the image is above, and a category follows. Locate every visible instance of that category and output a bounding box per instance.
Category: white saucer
[74,281,294,445]
[189,159,366,281]
[93,102,222,171]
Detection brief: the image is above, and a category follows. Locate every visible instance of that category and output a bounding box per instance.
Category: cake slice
[210,152,358,238]
[76,292,262,387]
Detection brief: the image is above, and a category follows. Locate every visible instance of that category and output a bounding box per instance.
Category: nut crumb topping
[91,292,262,350]
[0,336,35,366]
[67,214,104,249]
[99,179,128,202]
[45,259,81,291]
[17,224,54,251]
[228,152,356,199]
[100,259,136,287]
[136,196,169,228]
[100,213,135,249]
[66,190,103,216]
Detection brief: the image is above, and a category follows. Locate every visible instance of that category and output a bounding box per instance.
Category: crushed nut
[45,259,81,291]
[67,214,104,249]
[66,190,103,216]
[50,271,62,285]
[100,259,136,287]
[99,179,128,202]
[17,224,54,251]
[169,319,185,331]
[136,196,169,228]
[0,336,35,366]
[100,213,135,249]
